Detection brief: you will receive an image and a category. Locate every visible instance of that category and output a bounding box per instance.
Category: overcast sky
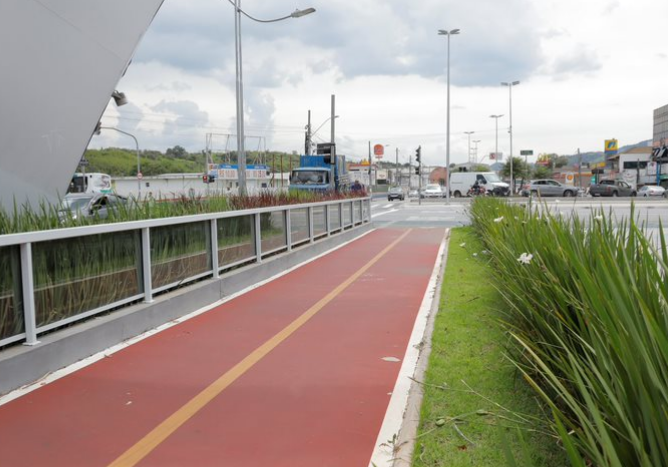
[92,0,668,166]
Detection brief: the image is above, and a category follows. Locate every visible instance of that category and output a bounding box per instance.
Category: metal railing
[0,198,371,348]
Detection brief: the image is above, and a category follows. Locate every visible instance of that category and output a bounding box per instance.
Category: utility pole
[330,95,335,144]
[305,110,311,155]
[368,141,372,192]
[578,148,582,188]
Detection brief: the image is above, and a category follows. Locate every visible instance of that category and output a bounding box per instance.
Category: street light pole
[438,28,460,205]
[395,147,399,186]
[231,2,315,196]
[489,114,503,163]
[501,81,520,195]
[464,131,474,164]
[100,126,141,198]
[473,139,481,164]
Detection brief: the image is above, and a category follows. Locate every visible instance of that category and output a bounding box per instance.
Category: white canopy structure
[0,0,164,211]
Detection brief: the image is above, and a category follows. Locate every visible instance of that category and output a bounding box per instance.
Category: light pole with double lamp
[489,114,503,163]
[230,1,315,195]
[438,28,460,204]
[501,81,520,194]
[473,139,481,164]
[464,131,474,163]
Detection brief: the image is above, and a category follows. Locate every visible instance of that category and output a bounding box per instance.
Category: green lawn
[412,227,566,466]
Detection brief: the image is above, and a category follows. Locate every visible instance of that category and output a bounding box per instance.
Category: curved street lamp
[229,1,315,195]
[311,115,339,140]
[97,126,142,198]
[438,28,460,204]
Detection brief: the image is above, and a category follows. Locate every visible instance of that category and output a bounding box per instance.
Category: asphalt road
[370,196,668,239]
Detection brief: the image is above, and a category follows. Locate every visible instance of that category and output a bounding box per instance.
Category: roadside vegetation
[467,197,668,466]
[0,190,366,235]
[413,227,565,466]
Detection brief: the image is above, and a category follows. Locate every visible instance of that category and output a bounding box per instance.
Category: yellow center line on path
[108,229,413,467]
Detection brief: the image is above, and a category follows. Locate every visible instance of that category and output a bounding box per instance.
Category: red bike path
[0,227,444,467]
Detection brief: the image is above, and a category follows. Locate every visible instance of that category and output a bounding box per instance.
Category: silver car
[59,193,128,221]
[522,179,582,197]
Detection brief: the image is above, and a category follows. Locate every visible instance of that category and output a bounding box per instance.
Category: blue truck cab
[289,154,349,193]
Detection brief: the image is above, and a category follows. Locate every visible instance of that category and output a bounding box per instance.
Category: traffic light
[203,173,216,184]
[415,146,421,163]
[415,167,420,175]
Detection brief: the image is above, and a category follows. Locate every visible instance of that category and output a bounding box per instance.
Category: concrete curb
[390,228,450,466]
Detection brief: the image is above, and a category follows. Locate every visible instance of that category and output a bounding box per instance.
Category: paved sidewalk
[0,228,444,467]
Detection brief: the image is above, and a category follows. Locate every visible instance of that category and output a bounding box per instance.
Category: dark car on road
[521,179,582,197]
[387,186,405,201]
[588,179,637,197]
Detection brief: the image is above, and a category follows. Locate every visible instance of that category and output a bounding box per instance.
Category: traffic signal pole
[416,146,422,206]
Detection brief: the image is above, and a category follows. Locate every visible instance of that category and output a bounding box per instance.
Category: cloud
[602,1,620,15]
[131,0,545,87]
[145,81,193,92]
[549,46,602,78]
[244,92,276,147]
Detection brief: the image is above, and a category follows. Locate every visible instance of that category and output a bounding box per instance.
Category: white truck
[67,173,113,195]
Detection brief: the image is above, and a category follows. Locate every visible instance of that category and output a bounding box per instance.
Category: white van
[449,172,509,197]
[67,173,113,194]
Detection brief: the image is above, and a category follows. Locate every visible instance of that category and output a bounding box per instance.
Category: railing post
[308,206,314,243]
[255,213,263,263]
[210,219,219,279]
[339,200,344,230]
[141,227,153,303]
[286,209,292,252]
[350,201,354,226]
[19,243,40,346]
[326,204,331,237]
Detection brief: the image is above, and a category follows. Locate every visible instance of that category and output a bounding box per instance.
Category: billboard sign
[373,144,384,158]
[605,139,618,158]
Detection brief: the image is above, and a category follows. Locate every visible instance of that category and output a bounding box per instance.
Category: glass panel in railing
[261,211,287,254]
[353,200,360,224]
[0,246,23,341]
[313,206,326,237]
[218,215,255,268]
[342,202,352,227]
[32,231,141,328]
[329,204,341,231]
[290,208,309,245]
[151,222,210,290]
[362,199,369,221]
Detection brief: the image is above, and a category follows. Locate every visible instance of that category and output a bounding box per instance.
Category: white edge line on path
[371,210,398,219]
[0,228,376,407]
[368,229,448,467]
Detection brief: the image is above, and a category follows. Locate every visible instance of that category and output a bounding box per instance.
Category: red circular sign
[373,144,384,158]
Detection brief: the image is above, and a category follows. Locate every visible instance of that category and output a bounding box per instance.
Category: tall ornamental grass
[469,198,668,467]
[0,189,366,235]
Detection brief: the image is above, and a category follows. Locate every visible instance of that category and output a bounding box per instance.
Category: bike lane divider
[0,228,426,467]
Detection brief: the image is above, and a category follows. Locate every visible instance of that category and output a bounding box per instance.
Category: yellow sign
[604,139,618,153]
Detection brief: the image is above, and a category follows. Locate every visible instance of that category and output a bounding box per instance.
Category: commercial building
[654,104,668,147]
